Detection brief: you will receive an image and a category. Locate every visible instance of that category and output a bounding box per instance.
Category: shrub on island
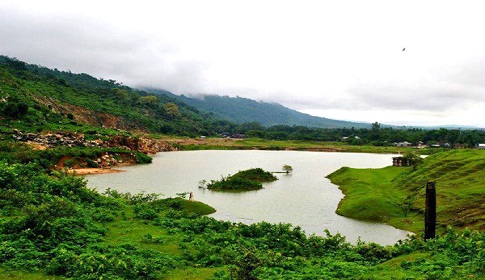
[207,168,277,191]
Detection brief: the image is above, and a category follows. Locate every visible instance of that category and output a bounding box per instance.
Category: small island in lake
[207,168,278,191]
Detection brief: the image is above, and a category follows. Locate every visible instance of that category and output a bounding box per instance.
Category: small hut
[393,157,411,167]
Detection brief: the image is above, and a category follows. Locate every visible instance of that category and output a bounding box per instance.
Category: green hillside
[0,56,228,137]
[148,90,371,128]
[327,149,485,233]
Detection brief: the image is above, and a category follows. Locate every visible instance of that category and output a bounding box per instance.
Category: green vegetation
[0,55,230,137]
[328,166,422,233]
[173,137,429,154]
[282,164,293,174]
[167,93,369,128]
[327,149,485,234]
[1,161,485,279]
[0,140,151,170]
[207,168,278,191]
[2,55,485,279]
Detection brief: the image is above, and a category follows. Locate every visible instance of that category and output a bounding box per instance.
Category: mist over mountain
[146,89,372,129]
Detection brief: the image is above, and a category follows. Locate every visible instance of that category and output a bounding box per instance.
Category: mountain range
[146,89,372,129]
[3,55,476,132]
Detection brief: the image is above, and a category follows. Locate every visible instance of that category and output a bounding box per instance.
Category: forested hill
[0,55,232,136]
[147,90,371,129]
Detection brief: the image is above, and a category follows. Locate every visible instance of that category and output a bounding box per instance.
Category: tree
[447,129,460,148]
[403,151,423,171]
[238,122,264,133]
[198,180,207,189]
[3,102,28,119]
[282,164,293,174]
[112,89,129,103]
[370,122,381,141]
[139,95,158,107]
[371,121,381,131]
[163,102,180,118]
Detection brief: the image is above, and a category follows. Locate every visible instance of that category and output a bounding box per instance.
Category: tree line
[220,122,485,148]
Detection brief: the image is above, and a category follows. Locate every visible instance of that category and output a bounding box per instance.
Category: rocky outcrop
[106,135,175,154]
[12,130,93,148]
[9,129,175,154]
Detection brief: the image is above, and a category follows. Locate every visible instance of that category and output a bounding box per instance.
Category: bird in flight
[402,48,406,51]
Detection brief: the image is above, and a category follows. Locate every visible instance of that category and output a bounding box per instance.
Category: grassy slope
[328,166,422,233]
[400,149,485,230]
[327,149,485,234]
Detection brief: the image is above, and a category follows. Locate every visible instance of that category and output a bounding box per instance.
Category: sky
[1,0,485,127]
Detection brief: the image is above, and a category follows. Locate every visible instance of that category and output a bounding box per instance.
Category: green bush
[232,168,277,182]
[207,176,263,191]
[134,205,159,220]
[2,102,29,119]
[206,168,277,191]
[134,151,153,164]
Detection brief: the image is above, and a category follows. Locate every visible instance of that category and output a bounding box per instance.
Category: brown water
[87,150,411,245]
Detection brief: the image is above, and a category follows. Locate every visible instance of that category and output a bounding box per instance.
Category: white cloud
[1,0,485,127]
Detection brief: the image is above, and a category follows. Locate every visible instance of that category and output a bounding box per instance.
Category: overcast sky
[2,0,485,127]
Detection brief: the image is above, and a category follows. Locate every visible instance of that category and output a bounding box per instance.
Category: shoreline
[67,168,126,176]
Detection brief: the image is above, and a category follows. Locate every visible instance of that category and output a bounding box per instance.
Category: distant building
[220,133,246,139]
[429,142,451,148]
[416,141,426,149]
[393,156,411,167]
[395,141,412,147]
[342,136,360,141]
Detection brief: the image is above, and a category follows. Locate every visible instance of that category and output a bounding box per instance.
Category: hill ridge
[146,89,372,129]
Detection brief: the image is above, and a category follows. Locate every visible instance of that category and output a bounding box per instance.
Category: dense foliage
[207,168,277,191]
[1,162,484,279]
[0,56,231,137]
[237,123,485,148]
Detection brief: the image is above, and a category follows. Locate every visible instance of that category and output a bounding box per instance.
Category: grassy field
[327,149,485,234]
[154,136,438,155]
[328,166,422,233]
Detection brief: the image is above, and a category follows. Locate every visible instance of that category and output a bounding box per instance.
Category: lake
[86,150,411,245]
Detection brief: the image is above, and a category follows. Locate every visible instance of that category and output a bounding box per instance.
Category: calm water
[86,150,411,245]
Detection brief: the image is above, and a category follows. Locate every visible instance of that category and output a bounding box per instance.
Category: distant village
[393,140,485,149]
[210,133,485,150]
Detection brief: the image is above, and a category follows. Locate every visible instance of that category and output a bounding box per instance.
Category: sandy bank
[67,168,126,176]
